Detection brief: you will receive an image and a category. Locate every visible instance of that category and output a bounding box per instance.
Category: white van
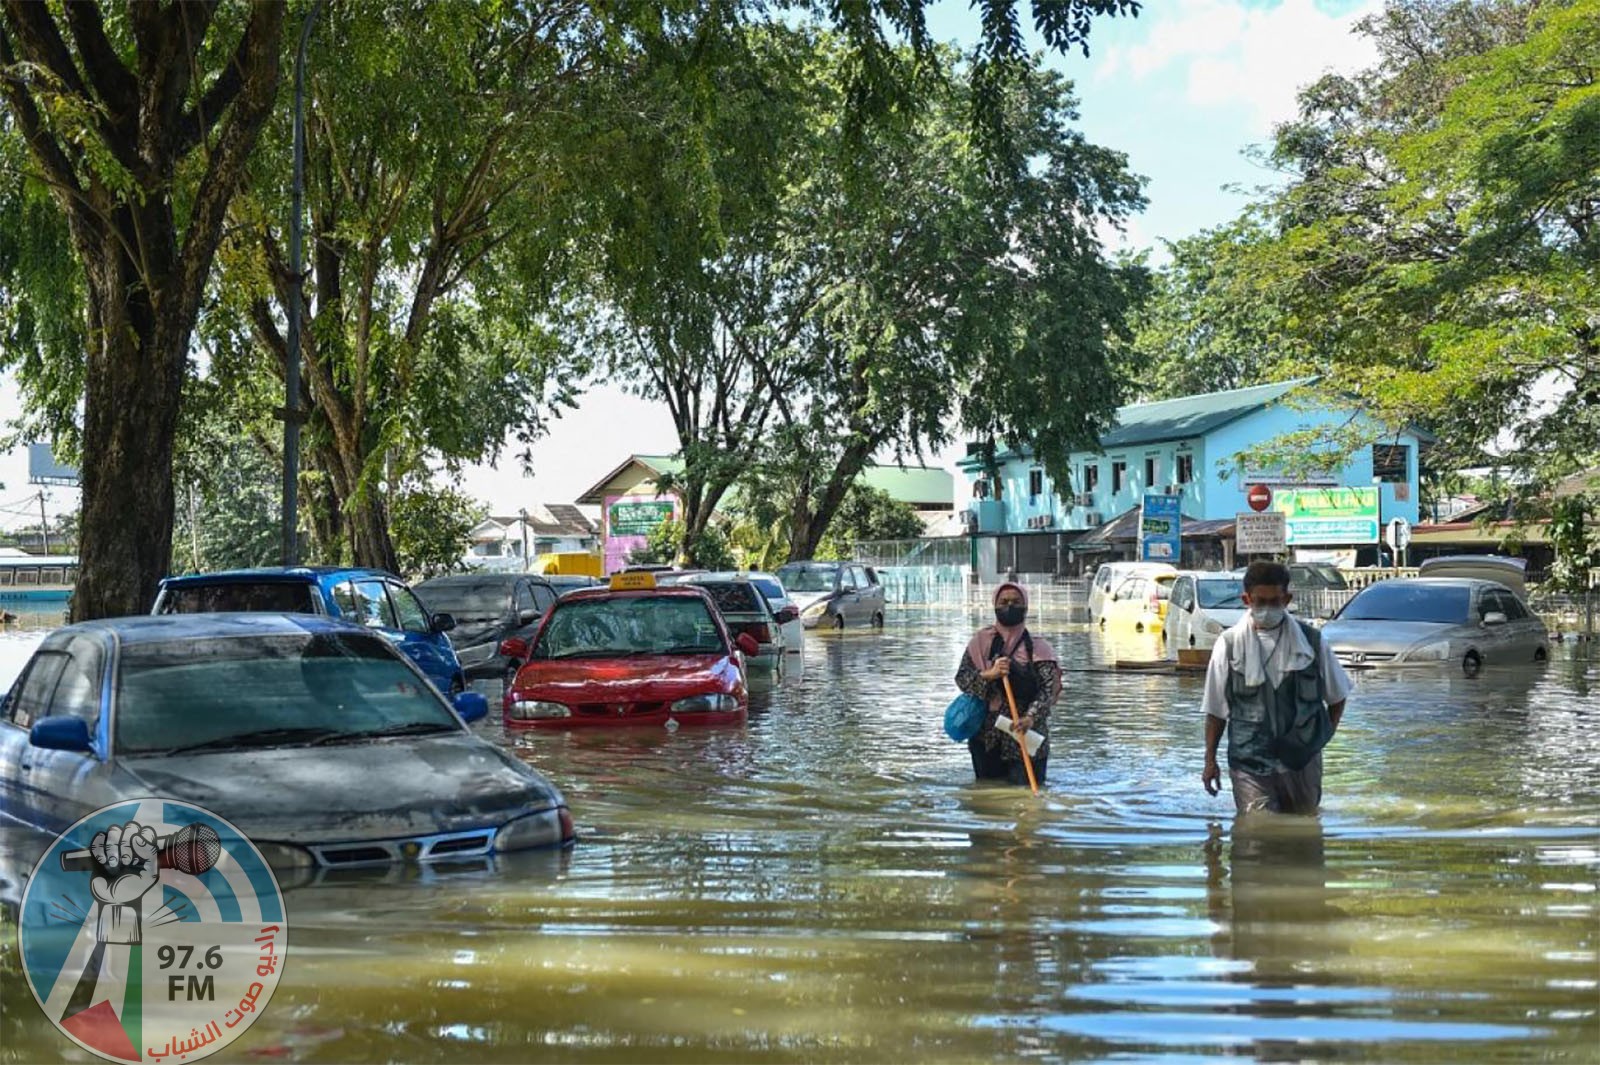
[1165,570,1247,656]
[1087,561,1178,623]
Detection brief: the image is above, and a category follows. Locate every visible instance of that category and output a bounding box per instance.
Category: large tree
[0,1,283,619]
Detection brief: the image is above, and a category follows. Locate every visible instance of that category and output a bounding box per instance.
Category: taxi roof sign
[609,571,658,590]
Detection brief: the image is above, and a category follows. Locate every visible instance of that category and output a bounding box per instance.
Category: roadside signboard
[1140,492,1182,562]
[1235,511,1287,555]
[608,499,674,537]
[1246,484,1273,512]
[1385,517,1412,551]
[1274,487,1380,545]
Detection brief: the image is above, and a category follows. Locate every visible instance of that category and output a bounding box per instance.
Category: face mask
[1250,604,1287,629]
[995,604,1026,627]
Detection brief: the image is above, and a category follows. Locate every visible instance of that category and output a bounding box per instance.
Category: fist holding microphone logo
[19,802,287,1063]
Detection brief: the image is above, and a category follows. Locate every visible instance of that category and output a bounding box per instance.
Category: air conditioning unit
[1076,493,1095,508]
[1084,512,1104,526]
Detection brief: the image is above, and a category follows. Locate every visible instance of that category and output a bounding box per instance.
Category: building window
[1028,468,1044,500]
[1176,453,1194,485]
[1144,457,1158,488]
[1082,465,1099,492]
[1373,443,1410,483]
[1112,461,1127,494]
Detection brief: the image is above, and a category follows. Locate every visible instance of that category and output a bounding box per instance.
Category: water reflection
[0,610,1596,1062]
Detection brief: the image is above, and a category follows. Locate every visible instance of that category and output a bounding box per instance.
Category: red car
[499,575,758,729]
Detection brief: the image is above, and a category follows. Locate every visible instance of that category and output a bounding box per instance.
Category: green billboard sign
[608,499,674,537]
[1273,487,1379,545]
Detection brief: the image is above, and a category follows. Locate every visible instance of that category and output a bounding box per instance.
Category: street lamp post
[281,1,321,566]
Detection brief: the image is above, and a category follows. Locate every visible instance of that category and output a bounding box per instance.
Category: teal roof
[959,379,1312,468]
[859,465,954,506]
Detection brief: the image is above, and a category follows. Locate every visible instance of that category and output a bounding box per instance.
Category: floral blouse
[954,653,1061,761]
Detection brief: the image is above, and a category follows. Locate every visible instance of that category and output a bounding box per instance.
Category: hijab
[965,583,1061,697]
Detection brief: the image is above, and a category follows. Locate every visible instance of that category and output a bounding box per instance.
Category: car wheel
[872,611,884,629]
[1534,646,1548,663]
[1462,651,1482,677]
[833,613,845,630]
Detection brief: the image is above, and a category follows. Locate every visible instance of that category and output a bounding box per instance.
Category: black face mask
[995,604,1026,627]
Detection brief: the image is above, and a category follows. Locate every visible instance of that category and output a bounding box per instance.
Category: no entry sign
[1246,484,1273,512]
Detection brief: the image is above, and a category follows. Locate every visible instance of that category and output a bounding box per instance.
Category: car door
[3,634,107,831]
[859,566,885,617]
[1170,577,1196,647]
[382,580,459,693]
[1488,588,1542,661]
[1501,593,1546,660]
[838,566,862,624]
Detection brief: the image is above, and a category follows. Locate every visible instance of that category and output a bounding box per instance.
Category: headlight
[1203,618,1225,634]
[802,601,828,618]
[495,807,573,852]
[508,700,571,720]
[1404,640,1450,662]
[671,694,740,714]
[254,842,315,871]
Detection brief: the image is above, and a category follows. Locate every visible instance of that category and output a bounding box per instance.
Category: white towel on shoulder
[1226,614,1314,688]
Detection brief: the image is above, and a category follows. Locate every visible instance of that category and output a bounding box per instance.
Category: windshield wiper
[542,649,629,660]
[658,645,718,655]
[319,721,457,743]
[157,727,344,755]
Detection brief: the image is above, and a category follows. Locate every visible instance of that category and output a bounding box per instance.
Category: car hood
[120,734,562,844]
[1200,608,1247,626]
[1321,619,1459,654]
[513,654,741,703]
[788,591,833,611]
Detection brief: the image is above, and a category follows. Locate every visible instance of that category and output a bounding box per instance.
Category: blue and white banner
[1140,493,1182,562]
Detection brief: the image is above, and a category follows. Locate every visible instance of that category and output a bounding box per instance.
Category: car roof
[558,585,716,603]
[1175,570,1243,579]
[694,570,779,581]
[160,566,396,587]
[416,573,539,587]
[57,612,365,645]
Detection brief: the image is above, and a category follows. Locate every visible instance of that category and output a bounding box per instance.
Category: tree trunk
[70,234,184,620]
[787,439,876,562]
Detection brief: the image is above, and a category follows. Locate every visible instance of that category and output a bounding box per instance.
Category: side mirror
[452,691,489,724]
[773,606,799,625]
[1482,611,1508,627]
[499,636,529,660]
[30,715,92,752]
[517,608,540,625]
[431,612,457,634]
[735,633,760,656]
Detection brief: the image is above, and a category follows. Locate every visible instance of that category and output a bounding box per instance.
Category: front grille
[310,828,498,866]
[574,701,668,717]
[1336,650,1397,665]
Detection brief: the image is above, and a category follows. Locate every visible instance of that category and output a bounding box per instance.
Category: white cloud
[1096,0,1382,129]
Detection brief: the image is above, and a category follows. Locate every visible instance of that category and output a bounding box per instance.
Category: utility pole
[37,491,49,556]
[281,0,321,566]
[519,508,531,572]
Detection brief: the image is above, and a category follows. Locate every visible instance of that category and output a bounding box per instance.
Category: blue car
[153,566,467,695]
[0,614,574,869]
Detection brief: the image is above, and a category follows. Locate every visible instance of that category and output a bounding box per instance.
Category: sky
[0,0,1383,530]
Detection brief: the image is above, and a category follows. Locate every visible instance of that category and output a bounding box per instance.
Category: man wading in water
[1202,561,1351,814]
[955,583,1062,785]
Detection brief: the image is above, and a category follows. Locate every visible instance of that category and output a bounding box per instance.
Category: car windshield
[1339,583,1471,624]
[1196,579,1245,609]
[749,578,784,601]
[157,582,317,614]
[697,581,765,616]
[532,595,724,658]
[115,632,459,755]
[776,564,836,594]
[414,581,509,622]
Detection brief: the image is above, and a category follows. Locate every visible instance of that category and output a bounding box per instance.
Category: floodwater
[2,603,1597,1062]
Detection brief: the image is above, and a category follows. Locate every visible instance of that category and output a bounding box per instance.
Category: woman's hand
[1014,714,1034,733]
[981,656,1011,681]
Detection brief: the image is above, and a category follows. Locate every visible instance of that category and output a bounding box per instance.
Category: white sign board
[1385,517,1412,551]
[1235,511,1288,555]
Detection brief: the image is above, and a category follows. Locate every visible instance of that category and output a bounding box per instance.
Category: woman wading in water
[954,583,1062,785]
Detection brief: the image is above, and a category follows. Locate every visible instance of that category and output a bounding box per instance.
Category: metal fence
[855,537,970,568]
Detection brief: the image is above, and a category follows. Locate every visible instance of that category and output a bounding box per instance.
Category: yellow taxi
[1099,572,1177,634]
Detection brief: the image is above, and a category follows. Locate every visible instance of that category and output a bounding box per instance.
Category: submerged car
[1321,577,1548,674]
[153,566,466,695]
[414,573,559,692]
[1087,561,1177,623]
[774,561,885,629]
[1100,571,1176,634]
[686,571,804,653]
[0,614,574,869]
[1165,571,1245,653]
[685,579,790,676]
[500,574,757,729]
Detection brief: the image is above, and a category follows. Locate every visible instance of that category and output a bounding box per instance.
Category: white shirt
[1202,620,1352,721]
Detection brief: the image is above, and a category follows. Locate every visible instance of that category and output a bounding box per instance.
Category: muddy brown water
[2,606,1597,1062]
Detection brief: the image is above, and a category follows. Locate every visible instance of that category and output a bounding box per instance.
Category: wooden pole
[1001,675,1039,795]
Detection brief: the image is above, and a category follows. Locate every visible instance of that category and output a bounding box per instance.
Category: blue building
[957,380,1424,576]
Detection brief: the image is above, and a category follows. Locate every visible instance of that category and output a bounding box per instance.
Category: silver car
[1321,578,1549,675]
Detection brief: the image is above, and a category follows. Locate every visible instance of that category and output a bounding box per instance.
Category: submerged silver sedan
[1320,578,1549,675]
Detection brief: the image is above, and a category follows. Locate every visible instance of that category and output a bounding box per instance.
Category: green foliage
[628,517,737,570]
[1545,495,1600,593]
[629,520,685,567]
[1237,0,1600,482]
[816,487,926,560]
[170,408,282,574]
[390,483,486,581]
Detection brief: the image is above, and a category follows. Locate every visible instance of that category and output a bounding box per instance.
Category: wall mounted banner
[1140,493,1182,561]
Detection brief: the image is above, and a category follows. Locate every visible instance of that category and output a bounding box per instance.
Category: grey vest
[1225,622,1335,776]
